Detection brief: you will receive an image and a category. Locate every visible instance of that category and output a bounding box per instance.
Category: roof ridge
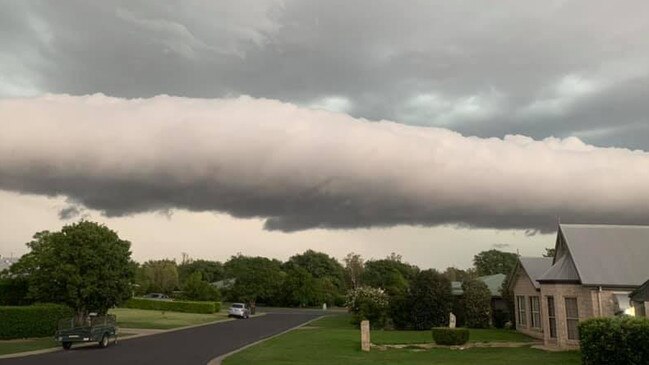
[560,223,649,229]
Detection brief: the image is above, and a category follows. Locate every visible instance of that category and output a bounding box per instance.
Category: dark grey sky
[2,1,649,265]
[3,0,649,149]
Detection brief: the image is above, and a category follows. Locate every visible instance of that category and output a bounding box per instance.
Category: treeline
[132,248,521,321]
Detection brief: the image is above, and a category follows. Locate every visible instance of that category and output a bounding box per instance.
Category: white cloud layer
[1,94,649,232]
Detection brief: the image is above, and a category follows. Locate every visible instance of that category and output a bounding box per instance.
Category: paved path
[0,312,321,365]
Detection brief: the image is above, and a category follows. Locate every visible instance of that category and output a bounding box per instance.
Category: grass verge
[223,315,581,365]
[109,308,229,329]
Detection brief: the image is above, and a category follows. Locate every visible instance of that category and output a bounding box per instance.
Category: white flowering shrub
[345,286,389,328]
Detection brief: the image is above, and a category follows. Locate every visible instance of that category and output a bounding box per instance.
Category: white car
[228,303,250,319]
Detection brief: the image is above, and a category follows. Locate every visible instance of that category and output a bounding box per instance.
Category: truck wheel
[99,334,109,348]
[62,342,72,350]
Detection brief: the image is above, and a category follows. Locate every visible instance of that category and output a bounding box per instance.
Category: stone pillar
[449,313,456,328]
[360,320,370,352]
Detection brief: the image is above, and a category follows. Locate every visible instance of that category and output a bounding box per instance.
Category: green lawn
[0,337,58,356]
[109,308,229,329]
[372,327,534,345]
[223,315,581,365]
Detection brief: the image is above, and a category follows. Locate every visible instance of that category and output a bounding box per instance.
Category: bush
[580,316,649,365]
[181,272,221,302]
[409,270,453,330]
[462,279,491,328]
[451,295,466,328]
[0,304,73,339]
[345,286,389,329]
[123,298,219,314]
[432,327,470,345]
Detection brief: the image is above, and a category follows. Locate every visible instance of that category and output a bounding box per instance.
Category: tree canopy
[462,279,492,328]
[407,269,452,330]
[223,255,284,305]
[11,221,134,317]
[137,259,179,294]
[362,255,418,296]
[286,250,345,289]
[473,249,518,276]
[178,259,224,285]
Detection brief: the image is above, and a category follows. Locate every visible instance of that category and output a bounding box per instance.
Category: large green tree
[473,249,518,276]
[407,269,452,330]
[181,272,221,301]
[362,254,419,297]
[178,259,224,285]
[286,250,345,290]
[137,259,179,294]
[11,221,134,319]
[442,266,477,282]
[223,255,284,307]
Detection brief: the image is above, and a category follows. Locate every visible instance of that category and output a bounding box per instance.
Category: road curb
[0,313,266,360]
[206,315,325,365]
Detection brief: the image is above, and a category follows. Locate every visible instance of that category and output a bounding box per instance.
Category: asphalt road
[1,312,322,365]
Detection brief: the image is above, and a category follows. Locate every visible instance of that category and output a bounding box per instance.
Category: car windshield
[232,304,244,308]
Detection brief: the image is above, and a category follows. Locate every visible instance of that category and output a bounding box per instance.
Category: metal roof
[559,224,649,286]
[538,254,580,282]
[519,257,553,289]
[451,274,506,297]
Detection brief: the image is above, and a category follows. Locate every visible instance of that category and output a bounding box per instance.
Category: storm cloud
[2,1,649,150]
[2,94,649,232]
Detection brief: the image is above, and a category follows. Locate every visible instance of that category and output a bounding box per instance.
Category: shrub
[123,298,218,314]
[462,279,491,328]
[389,293,412,330]
[181,272,221,302]
[0,304,73,339]
[345,286,389,329]
[432,327,470,345]
[451,295,466,328]
[408,270,452,330]
[580,316,649,365]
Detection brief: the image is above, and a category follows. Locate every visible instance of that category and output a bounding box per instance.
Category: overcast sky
[2,1,649,269]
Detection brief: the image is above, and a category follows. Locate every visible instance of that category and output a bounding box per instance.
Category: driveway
[1,312,322,365]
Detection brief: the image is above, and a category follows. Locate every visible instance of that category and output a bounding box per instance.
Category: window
[547,296,557,338]
[516,296,527,327]
[530,296,541,328]
[565,297,579,340]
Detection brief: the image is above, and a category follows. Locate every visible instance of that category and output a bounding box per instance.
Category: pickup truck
[55,314,118,350]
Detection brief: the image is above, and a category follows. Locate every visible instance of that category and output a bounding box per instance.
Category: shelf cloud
[2,94,649,232]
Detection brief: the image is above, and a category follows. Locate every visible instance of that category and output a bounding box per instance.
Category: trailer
[55,314,118,350]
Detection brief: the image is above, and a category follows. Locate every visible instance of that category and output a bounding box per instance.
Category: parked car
[143,293,171,300]
[228,303,250,319]
[55,313,118,350]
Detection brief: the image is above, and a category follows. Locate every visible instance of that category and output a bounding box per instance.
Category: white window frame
[529,296,541,329]
[516,295,527,327]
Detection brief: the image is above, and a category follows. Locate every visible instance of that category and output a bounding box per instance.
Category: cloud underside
[3,2,649,150]
[2,95,649,232]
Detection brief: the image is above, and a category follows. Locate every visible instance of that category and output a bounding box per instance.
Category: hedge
[432,327,470,345]
[580,316,649,365]
[0,304,73,339]
[123,298,221,314]
[0,278,32,306]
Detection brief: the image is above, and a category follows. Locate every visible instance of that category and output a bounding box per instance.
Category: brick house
[509,224,649,349]
[631,279,649,317]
